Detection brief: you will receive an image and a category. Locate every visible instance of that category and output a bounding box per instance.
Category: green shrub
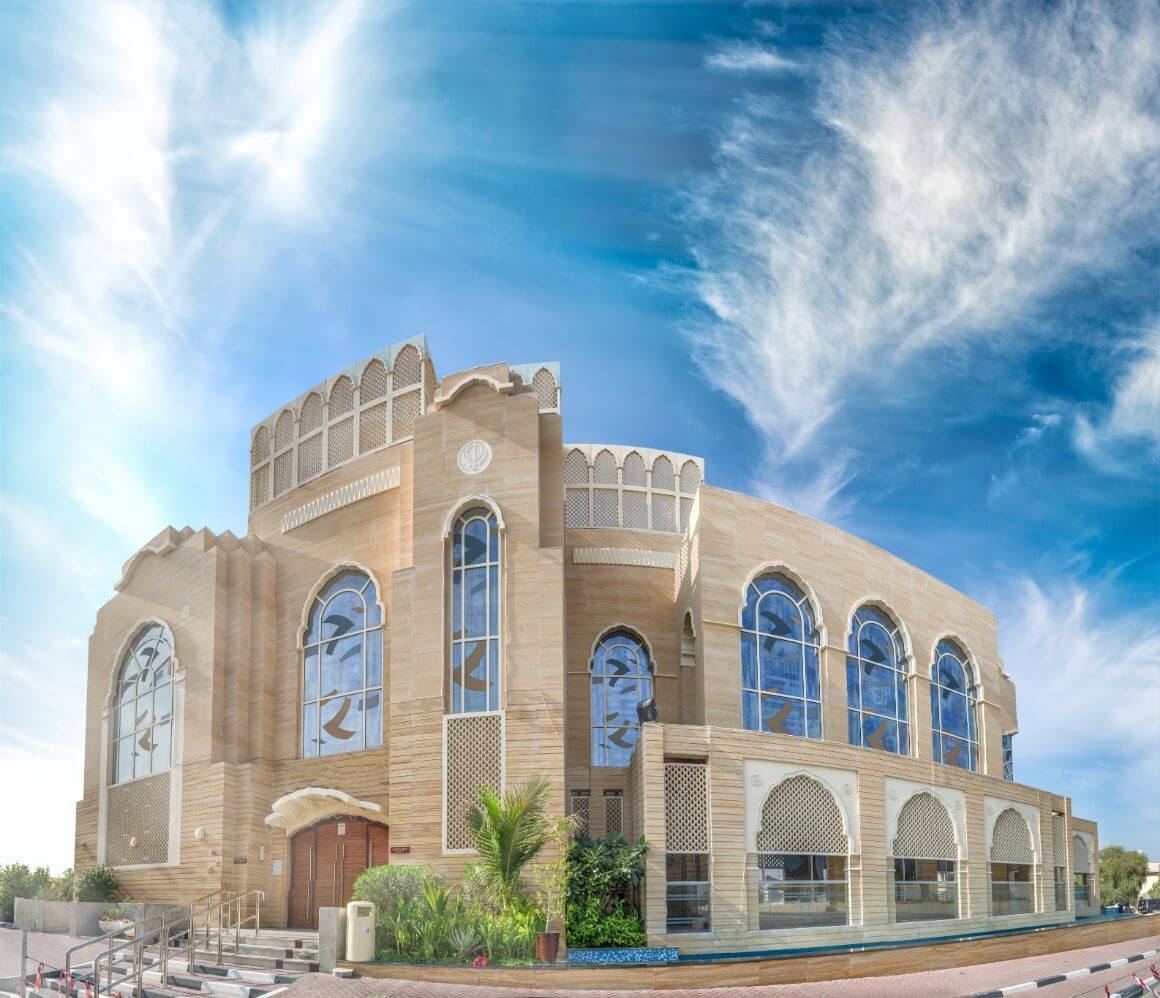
[353,865,445,958]
[1,865,64,921]
[565,834,648,948]
[75,866,120,903]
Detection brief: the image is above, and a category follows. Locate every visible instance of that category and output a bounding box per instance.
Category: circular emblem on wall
[457,439,492,475]
[749,774,763,787]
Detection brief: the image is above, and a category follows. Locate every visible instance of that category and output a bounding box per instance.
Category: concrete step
[190,950,317,973]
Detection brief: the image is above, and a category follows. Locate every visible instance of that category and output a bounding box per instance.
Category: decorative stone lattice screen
[569,791,590,834]
[563,445,704,533]
[1072,835,1091,874]
[1053,816,1067,866]
[756,775,848,855]
[604,791,624,838]
[250,340,432,512]
[444,713,503,851]
[990,808,1034,864]
[892,792,957,860]
[665,763,709,853]
[106,772,170,866]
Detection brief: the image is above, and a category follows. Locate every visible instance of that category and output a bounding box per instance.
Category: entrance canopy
[264,787,384,833]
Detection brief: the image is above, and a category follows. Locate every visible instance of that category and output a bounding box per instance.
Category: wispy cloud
[706,43,799,74]
[994,575,1160,852]
[688,0,1159,514]
[1075,320,1160,465]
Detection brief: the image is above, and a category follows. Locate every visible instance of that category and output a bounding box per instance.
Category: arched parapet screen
[327,375,356,469]
[301,569,384,757]
[754,775,849,929]
[846,603,910,756]
[450,507,501,713]
[590,629,654,767]
[930,639,978,771]
[741,573,822,740]
[1072,834,1091,873]
[990,807,1036,915]
[112,622,175,784]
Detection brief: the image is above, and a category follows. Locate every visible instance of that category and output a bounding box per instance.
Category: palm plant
[465,776,553,906]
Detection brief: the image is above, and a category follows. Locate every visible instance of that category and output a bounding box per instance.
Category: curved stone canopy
[263,787,384,833]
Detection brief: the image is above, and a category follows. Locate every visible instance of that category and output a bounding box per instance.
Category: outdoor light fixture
[637,697,658,723]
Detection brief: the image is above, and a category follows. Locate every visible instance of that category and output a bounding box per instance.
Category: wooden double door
[288,816,389,929]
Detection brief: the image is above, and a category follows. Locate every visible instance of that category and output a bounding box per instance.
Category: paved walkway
[0,928,109,980]
[282,933,1160,997]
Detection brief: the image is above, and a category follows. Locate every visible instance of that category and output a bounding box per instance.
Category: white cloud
[689,0,1160,506]
[994,576,1160,852]
[706,43,799,74]
[1076,321,1160,463]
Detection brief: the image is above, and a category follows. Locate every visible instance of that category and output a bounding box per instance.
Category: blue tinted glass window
[449,508,501,714]
[302,570,384,758]
[591,631,654,766]
[845,605,910,756]
[740,574,822,740]
[930,640,978,772]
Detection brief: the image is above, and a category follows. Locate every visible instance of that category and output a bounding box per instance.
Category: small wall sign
[272,860,283,876]
[337,823,346,836]
[233,857,248,865]
[390,846,410,855]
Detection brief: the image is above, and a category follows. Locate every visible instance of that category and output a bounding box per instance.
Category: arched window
[990,808,1035,915]
[113,623,175,784]
[590,629,653,766]
[930,640,978,771]
[892,793,959,921]
[302,569,383,757]
[450,507,501,713]
[846,604,909,755]
[741,573,821,739]
[754,775,849,929]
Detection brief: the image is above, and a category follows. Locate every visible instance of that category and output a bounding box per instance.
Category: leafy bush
[1,865,63,921]
[565,834,648,948]
[75,866,120,903]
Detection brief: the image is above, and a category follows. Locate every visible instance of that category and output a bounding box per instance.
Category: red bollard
[35,963,43,988]
[85,981,93,997]
[1103,986,1111,997]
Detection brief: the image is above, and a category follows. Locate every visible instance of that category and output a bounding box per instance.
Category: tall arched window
[930,640,978,771]
[450,507,501,713]
[741,573,821,739]
[113,623,175,783]
[846,604,910,755]
[591,630,653,766]
[302,569,383,757]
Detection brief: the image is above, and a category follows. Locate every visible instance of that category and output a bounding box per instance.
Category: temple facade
[74,337,1100,952]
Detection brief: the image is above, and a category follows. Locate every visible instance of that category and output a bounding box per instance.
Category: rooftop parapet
[564,443,704,534]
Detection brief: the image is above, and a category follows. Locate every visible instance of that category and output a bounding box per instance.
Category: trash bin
[345,901,375,962]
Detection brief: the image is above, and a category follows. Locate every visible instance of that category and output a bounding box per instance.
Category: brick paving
[0,928,109,979]
[280,933,1160,997]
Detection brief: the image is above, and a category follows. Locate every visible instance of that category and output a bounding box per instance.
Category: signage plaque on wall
[390,846,410,855]
[233,857,248,864]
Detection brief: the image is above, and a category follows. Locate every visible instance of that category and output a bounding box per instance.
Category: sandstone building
[75,337,1101,952]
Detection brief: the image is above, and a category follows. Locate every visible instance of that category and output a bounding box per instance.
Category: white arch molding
[441,494,507,539]
[844,595,916,674]
[295,561,387,650]
[744,760,860,854]
[984,796,1041,863]
[586,623,657,675]
[737,561,828,648]
[264,787,385,836]
[928,631,987,702]
[884,779,966,859]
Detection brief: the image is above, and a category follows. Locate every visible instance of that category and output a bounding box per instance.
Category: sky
[0,0,1157,872]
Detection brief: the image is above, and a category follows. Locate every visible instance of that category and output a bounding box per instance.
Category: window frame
[929,640,979,772]
[300,568,384,759]
[448,506,502,714]
[589,628,654,767]
[846,604,911,756]
[111,622,176,785]
[740,572,823,740]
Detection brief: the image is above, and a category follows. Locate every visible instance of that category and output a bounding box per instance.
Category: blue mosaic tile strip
[567,946,679,965]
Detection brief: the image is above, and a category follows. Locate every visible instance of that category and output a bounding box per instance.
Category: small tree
[74,866,120,903]
[466,776,552,907]
[1098,846,1148,907]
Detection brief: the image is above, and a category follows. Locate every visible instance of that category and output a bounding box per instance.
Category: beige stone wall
[633,722,1079,954]
[73,349,1098,947]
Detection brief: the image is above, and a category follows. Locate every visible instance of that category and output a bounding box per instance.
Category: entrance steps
[32,930,319,997]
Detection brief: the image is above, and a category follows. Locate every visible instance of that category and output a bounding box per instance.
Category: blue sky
[1,0,1157,871]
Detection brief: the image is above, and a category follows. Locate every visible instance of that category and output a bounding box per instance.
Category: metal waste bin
[345,901,375,962]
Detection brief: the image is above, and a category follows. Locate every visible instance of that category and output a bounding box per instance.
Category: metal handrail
[65,889,246,995]
[63,889,230,978]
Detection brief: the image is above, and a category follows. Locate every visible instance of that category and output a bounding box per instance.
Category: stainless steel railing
[62,889,262,995]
